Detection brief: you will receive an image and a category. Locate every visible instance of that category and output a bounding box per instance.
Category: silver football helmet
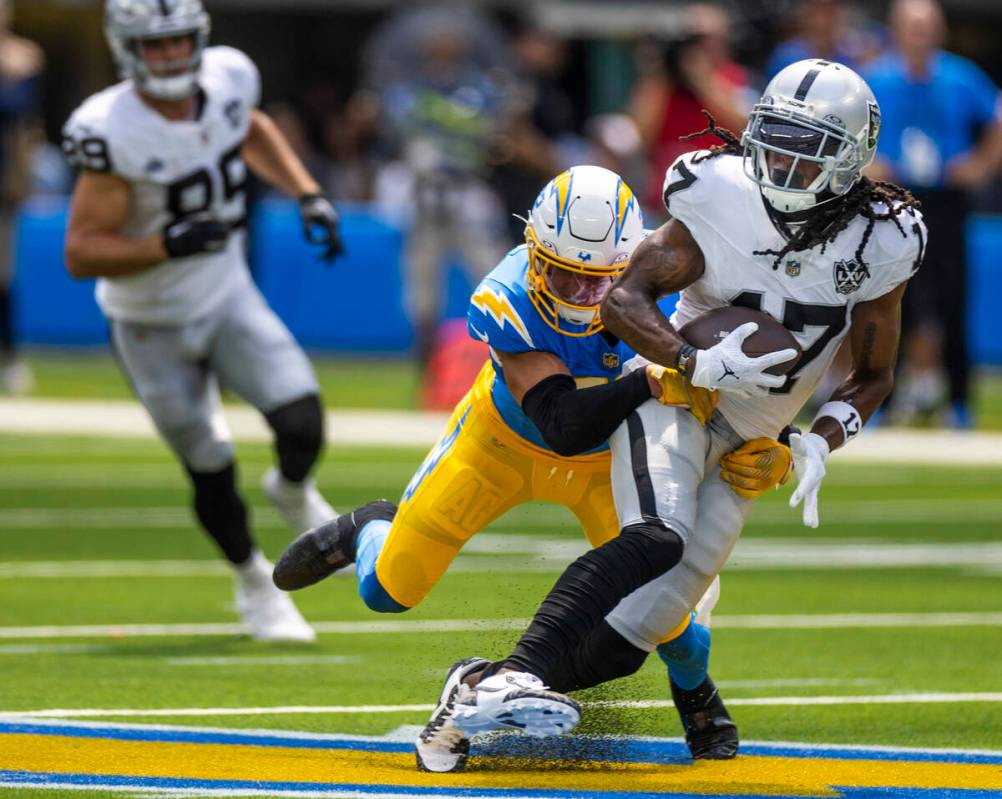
[105,0,210,101]
[742,59,881,214]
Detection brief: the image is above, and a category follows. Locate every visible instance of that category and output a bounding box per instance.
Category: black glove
[299,193,345,262]
[163,217,230,259]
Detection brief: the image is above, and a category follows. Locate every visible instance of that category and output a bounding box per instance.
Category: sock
[355,519,406,613]
[657,617,711,690]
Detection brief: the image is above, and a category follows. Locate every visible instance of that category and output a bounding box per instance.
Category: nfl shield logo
[833,259,870,295]
[603,352,620,369]
[785,260,801,277]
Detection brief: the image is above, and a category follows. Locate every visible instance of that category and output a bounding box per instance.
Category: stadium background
[2,2,1002,798]
[8,0,1002,364]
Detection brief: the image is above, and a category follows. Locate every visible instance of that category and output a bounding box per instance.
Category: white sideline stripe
[5,537,1002,580]
[4,463,999,490]
[0,618,530,639]
[0,716,426,744]
[14,704,437,718]
[0,398,450,448]
[3,501,1002,532]
[602,693,1002,709]
[163,655,361,666]
[5,397,1002,464]
[0,464,417,490]
[3,716,1001,760]
[714,677,882,689]
[12,692,1002,719]
[1,611,1002,641]
[0,643,106,655]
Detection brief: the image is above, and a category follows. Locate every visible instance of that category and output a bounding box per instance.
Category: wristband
[675,343,697,375]
[813,401,862,444]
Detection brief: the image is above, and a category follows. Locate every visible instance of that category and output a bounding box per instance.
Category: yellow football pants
[373,362,619,609]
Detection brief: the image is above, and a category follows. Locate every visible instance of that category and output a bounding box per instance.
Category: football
[677,305,802,376]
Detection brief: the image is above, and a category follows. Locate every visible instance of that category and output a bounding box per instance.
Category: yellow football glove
[719,437,793,499]
[645,364,718,426]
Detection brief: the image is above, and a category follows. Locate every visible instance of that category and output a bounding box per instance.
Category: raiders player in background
[445,60,926,745]
[61,0,344,641]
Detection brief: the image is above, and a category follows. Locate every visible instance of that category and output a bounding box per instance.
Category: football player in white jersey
[447,60,925,745]
[61,0,345,641]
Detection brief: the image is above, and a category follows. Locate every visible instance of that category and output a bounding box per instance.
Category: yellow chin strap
[524,225,625,338]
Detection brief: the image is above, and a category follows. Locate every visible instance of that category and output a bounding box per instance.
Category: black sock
[187,463,254,565]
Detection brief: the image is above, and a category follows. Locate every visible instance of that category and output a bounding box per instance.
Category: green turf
[16,352,1002,429]
[1,431,1001,768]
[20,352,421,409]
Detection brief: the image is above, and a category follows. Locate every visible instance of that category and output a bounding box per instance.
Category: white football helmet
[742,59,881,214]
[105,0,210,101]
[525,165,644,337]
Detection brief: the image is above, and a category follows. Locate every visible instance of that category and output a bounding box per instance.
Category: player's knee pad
[620,519,685,577]
[265,394,324,483]
[657,619,711,691]
[545,620,649,693]
[358,570,409,614]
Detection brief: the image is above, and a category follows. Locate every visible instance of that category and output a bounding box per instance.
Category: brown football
[678,306,802,376]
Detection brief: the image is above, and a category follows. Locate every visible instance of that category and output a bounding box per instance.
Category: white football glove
[690,322,798,397]
[788,432,830,528]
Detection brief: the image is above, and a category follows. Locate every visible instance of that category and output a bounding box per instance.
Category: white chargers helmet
[742,59,881,214]
[525,165,644,337]
[105,0,210,101]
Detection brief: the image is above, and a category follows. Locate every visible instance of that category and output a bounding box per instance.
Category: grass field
[3,353,1002,796]
[1,418,1001,797]
[17,351,1002,429]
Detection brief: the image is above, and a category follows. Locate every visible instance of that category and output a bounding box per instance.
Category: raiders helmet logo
[833,258,870,295]
[867,101,881,150]
[603,352,620,369]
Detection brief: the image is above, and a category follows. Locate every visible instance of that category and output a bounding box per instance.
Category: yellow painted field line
[2,733,1002,793]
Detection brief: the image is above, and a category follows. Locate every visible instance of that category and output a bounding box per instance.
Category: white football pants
[606,396,754,651]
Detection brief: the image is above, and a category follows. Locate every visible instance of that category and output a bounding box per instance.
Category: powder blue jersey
[466,245,628,453]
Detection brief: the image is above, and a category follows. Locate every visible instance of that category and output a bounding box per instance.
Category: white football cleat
[415,657,490,773]
[452,671,580,738]
[234,551,316,642]
[262,467,336,533]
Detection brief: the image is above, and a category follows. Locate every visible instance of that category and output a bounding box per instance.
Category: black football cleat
[671,675,739,760]
[272,499,397,590]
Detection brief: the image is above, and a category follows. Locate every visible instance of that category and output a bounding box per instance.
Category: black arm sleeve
[520,368,652,456]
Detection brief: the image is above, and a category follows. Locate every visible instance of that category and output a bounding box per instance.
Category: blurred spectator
[0,0,42,395]
[360,3,514,366]
[765,0,880,80]
[865,0,1002,428]
[492,22,576,243]
[628,3,753,220]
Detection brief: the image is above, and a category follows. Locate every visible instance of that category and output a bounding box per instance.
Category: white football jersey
[62,47,260,324]
[662,152,926,440]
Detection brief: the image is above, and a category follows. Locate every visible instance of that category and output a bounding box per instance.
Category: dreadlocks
[680,110,921,271]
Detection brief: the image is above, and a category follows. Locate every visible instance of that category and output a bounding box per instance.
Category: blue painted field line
[0,770,795,799]
[0,719,411,753]
[3,718,1002,767]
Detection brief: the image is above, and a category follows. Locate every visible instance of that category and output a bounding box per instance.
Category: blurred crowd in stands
[2,0,1001,428]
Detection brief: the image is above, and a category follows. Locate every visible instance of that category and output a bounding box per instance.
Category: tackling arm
[64,171,167,278]
[498,350,655,457]
[242,109,321,198]
[601,219,705,368]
